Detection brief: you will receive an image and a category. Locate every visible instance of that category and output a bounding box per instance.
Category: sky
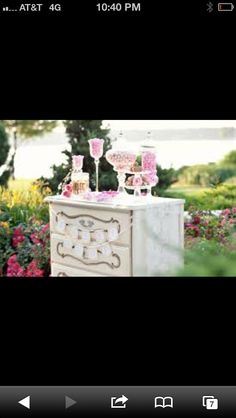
[103,120,236,130]
[52,120,236,133]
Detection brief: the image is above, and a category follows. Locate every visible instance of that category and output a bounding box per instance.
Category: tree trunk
[12,131,17,180]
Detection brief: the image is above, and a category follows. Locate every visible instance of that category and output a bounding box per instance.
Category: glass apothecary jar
[106,131,137,195]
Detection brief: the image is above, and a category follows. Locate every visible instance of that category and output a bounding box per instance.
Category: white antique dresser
[45,195,185,277]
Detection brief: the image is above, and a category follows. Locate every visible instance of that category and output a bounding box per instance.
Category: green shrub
[179,164,236,187]
[0,182,51,276]
[220,150,236,166]
[176,240,236,277]
[0,184,49,226]
[164,184,236,210]
[154,165,178,194]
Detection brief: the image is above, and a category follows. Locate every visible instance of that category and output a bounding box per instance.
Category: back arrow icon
[18,396,30,410]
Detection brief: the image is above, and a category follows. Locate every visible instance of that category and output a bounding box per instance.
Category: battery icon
[218,2,234,10]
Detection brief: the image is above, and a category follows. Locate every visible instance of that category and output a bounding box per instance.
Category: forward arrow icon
[18,395,30,409]
[65,396,77,410]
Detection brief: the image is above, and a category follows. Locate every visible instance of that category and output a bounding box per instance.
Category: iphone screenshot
[0,0,235,417]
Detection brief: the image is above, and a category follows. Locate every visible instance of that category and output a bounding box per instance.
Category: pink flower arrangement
[132,175,143,187]
[88,138,104,160]
[72,155,84,170]
[62,183,73,198]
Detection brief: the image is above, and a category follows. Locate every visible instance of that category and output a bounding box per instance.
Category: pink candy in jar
[106,150,136,172]
[143,172,159,186]
[72,155,84,171]
[88,138,104,160]
[142,151,156,172]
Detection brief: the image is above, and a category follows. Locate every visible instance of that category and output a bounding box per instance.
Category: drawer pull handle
[57,272,68,277]
[57,242,121,270]
[56,212,121,232]
[79,219,94,228]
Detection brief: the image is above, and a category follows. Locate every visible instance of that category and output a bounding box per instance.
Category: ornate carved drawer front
[52,263,106,277]
[50,204,131,246]
[51,234,131,277]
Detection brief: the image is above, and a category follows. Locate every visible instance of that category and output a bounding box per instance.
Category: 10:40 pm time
[96,3,141,12]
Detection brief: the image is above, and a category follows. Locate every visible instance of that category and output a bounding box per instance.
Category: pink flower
[8,254,17,265]
[222,208,231,217]
[65,183,73,192]
[30,233,41,245]
[12,226,25,247]
[193,215,201,225]
[232,207,236,214]
[221,219,226,226]
[132,175,142,186]
[186,225,200,237]
[25,260,44,277]
[61,182,73,198]
[7,255,26,277]
[16,267,25,277]
[88,138,104,160]
[14,226,24,236]
[229,219,236,224]
[62,190,71,198]
[41,224,49,233]
[72,155,84,170]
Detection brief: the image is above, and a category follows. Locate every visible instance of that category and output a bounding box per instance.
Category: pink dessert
[106,150,136,172]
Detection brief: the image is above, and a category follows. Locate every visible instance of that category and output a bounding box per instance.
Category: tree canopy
[1,120,58,138]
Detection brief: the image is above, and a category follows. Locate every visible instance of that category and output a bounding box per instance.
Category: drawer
[51,263,106,277]
[51,233,131,277]
[49,203,131,246]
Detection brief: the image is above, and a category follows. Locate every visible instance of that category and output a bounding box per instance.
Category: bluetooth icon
[206,1,214,12]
